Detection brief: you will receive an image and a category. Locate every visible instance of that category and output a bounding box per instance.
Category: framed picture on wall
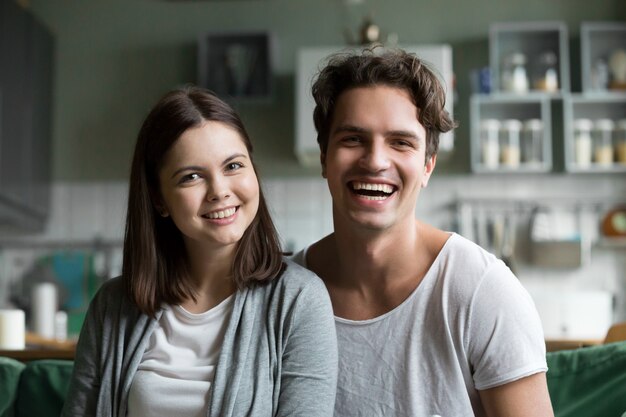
[197,31,273,101]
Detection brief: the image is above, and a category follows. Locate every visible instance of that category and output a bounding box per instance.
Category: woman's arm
[60,289,105,417]
[277,280,338,416]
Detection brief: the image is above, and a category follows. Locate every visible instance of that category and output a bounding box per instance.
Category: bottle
[522,119,544,165]
[593,119,614,166]
[573,119,593,168]
[480,119,500,169]
[502,53,529,94]
[616,119,626,165]
[500,119,522,168]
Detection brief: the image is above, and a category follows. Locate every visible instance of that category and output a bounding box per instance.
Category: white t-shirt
[293,233,547,417]
[127,295,234,417]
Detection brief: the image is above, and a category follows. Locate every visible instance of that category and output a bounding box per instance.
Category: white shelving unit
[470,95,552,173]
[490,21,569,96]
[471,21,626,175]
[563,94,626,172]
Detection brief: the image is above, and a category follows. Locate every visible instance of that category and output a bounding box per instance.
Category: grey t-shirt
[293,233,547,417]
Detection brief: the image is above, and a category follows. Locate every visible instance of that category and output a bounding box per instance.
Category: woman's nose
[206,177,230,201]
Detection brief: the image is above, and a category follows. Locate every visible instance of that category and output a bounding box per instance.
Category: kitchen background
[1,0,625,342]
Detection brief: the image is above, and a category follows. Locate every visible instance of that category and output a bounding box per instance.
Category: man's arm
[479,372,554,417]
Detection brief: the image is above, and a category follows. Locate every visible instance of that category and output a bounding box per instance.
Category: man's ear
[320,151,327,178]
[421,154,437,188]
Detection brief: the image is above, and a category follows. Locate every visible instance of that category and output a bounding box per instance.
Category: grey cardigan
[61,259,338,417]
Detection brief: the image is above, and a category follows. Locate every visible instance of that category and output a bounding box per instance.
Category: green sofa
[2,342,626,417]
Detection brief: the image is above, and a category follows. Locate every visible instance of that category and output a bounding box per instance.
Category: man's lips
[348,181,397,200]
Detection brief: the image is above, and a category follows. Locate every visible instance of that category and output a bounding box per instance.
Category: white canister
[0,309,26,350]
[480,119,500,169]
[573,119,593,167]
[31,282,58,339]
[500,119,522,168]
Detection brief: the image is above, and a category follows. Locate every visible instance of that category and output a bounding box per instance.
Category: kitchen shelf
[563,94,626,173]
[470,94,552,173]
[580,22,626,94]
[490,21,569,96]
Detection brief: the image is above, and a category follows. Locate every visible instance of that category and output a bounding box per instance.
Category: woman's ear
[156,206,169,217]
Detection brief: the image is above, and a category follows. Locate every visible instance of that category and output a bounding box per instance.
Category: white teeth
[351,182,394,194]
[205,207,236,219]
[362,195,388,200]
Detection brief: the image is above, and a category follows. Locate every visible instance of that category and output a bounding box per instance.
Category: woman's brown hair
[312,47,456,162]
[123,86,284,317]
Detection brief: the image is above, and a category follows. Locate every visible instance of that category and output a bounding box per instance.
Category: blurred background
[0,0,625,347]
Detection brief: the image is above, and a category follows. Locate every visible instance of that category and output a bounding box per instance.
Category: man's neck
[309,219,447,320]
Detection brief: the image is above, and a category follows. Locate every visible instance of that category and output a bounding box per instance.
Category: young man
[293,49,554,416]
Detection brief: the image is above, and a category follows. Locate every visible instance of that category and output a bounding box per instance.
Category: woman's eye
[179,173,200,183]
[226,162,244,171]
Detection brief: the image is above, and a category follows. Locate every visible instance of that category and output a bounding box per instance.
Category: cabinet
[295,45,454,166]
[563,22,626,173]
[0,0,54,231]
[471,21,626,174]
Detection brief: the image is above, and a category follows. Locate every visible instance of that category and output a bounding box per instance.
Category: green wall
[30,0,625,180]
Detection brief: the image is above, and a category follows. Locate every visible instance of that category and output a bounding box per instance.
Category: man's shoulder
[268,256,329,296]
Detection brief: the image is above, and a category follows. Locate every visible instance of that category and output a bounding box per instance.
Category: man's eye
[342,136,362,144]
[393,139,414,148]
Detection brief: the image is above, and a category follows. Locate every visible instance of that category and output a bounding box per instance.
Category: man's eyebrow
[331,124,370,135]
[332,125,421,140]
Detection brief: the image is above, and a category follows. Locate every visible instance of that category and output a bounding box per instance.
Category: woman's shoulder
[89,276,130,309]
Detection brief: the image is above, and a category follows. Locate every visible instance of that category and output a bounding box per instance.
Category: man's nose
[359,141,390,172]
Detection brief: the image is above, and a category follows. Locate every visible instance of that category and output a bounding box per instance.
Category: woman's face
[157,121,260,251]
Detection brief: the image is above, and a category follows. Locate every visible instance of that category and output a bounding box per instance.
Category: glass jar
[521,119,544,165]
[532,51,559,92]
[616,119,626,165]
[593,119,615,166]
[500,119,522,168]
[480,119,500,169]
[573,119,593,167]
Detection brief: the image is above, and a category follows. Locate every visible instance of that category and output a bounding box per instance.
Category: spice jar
[593,119,615,166]
[500,119,522,168]
[615,119,626,165]
[521,119,544,165]
[532,51,559,92]
[573,119,593,167]
[480,119,500,169]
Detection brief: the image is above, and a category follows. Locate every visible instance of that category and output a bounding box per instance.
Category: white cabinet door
[295,45,454,166]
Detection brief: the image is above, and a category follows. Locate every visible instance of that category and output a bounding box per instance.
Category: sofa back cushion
[0,357,25,417]
[547,341,626,417]
[15,360,73,417]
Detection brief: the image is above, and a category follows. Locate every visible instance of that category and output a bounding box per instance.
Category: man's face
[322,85,436,233]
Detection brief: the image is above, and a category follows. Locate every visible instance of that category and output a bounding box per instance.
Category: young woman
[61,86,337,417]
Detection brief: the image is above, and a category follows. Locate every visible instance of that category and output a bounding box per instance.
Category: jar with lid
[480,119,500,169]
[616,119,626,165]
[593,119,614,166]
[521,119,544,166]
[532,51,559,92]
[573,119,593,167]
[501,53,529,94]
[500,119,522,168]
